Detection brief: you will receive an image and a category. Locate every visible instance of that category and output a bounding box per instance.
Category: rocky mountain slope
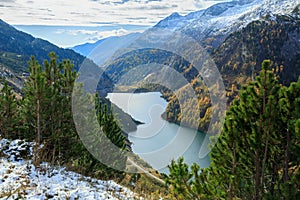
[156,0,298,50]
[213,13,300,87]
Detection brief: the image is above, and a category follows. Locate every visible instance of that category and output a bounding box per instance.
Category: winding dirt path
[127,158,165,184]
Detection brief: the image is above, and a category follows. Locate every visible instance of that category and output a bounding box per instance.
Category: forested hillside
[164,14,300,131]
[0,19,86,73]
[214,14,300,87]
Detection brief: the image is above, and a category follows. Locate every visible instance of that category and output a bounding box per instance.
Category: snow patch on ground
[0,138,138,199]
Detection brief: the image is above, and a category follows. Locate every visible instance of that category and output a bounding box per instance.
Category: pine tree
[95,95,128,172]
[166,60,300,199]
[22,53,78,165]
[166,158,218,200]
[41,53,78,164]
[211,60,286,199]
[23,56,47,144]
[166,157,194,199]
[0,81,19,138]
[273,76,300,199]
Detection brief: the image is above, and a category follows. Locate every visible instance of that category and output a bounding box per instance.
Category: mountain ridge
[71,38,107,57]
[0,19,143,133]
[154,0,298,50]
[0,19,88,73]
[71,32,141,66]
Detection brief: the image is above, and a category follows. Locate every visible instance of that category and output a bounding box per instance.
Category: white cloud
[57,28,133,37]
[54,27,144,44]
[1,0,229,47]
[73,28,144,43]
[0,0,229,26]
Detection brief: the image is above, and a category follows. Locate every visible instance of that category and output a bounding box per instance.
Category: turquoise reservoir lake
[107,92,210,174]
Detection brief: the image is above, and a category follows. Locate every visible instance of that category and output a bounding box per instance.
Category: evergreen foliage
[0,53,177,197]
[0,52,128,180]
[0,81,20,138]
[166,60,300,199]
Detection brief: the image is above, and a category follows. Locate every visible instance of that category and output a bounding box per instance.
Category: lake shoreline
[109,89,208,133]
[107,92,210,174]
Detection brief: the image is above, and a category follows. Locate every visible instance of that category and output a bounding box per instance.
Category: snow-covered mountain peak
[155,0,298,42]
[155,0,262,30]
[202,0,259,17]
[168,12,182,19]
[183,0,297,42]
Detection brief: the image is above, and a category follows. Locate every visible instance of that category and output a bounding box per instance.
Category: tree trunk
[255,147,261,200]
[33,98,42,167]
[37,98,41,144]
[284,129,290,182]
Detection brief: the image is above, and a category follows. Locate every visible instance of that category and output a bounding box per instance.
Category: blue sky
[14,24,150,48]
[0,0,229,47]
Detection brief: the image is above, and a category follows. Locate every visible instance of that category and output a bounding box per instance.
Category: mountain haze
[71,33,141,66]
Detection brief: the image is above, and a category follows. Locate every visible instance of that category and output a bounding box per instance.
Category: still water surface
[107,92,210,174]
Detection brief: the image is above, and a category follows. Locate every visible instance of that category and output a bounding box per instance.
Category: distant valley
[0,0,299,132]
[71,0,300,131]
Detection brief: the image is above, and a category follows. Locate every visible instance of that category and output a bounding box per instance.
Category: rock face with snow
[155,0,299,46]
[0,138,137,200]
